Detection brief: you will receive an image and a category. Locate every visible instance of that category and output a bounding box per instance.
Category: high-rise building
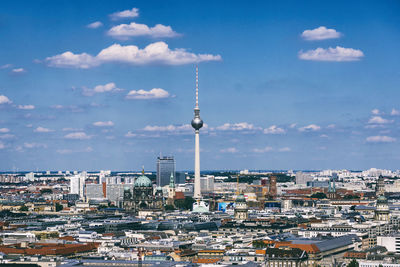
[269,176,277,198]
[86,184,104,200]
[295,171,312,185]
[200,175,214,193]
[175,172,187,184]
[69,172,86,199]
[70,175,80,195]
[156,156,175,187]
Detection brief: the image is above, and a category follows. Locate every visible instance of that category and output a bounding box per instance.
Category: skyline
[1,0,400,171]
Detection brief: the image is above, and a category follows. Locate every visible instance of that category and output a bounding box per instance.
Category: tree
[344,194,359,199]
[252,240,268,248]
[98,205,108,210]
[164,204,175,211]
[55,203,63,212]
[19,205,28,212]
[174,196,195,210]
[347,259,359,267]
[40,188,53,194]
[310,192,327,199]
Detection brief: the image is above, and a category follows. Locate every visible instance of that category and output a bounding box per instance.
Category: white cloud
[220,147,238,153]
[252,146,273,153]
[45,51,100,69]
[0,142,5,149]
[366,136,396,143]
[368,116,393,124]
[263,125,285,134]
[50,104,89,112]
[279,147,291,152]
[391,108,400,116]
[320,134,329,138]
[327,124,335,129]
[56,149,73,154]
[87,21,103,29]
[108,22,179,39]
[12,68,26,73]
[299,124,321,132]
[57,146,93,154]
[298,46,364,62]
[34,126,53,133]
[289,123,297,128]
[93,83,120,93]
[0,64,12,69]
[18,104,35,110]
[365,124,384,129]
[110,8,139,20]
[301,26,341,41]
[143,124,192,132]
[125,131,137,138]
[97,42,221,65]
[126,88,170,99]
[64,132,92,140]
[62,127,82,132]
[0,95,12,104]
[0,128,10,133]
[45,42,221,68]
[93,121,114,127]
[24,142,47,149]
[83,82,122,96]
[0,134,14,139]
[371,109,381,115]
[216,122,259,131]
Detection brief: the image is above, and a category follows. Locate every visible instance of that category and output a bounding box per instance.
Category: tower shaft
[194,130,201,199]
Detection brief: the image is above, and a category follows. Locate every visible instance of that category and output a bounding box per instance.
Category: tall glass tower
[156,156,175,187]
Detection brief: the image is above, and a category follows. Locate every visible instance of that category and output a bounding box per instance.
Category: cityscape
[1,1,400,267]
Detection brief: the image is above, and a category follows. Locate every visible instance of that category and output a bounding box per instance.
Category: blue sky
[1,0,400,171]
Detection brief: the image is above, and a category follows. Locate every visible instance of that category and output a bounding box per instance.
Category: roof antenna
[195,65,199,109]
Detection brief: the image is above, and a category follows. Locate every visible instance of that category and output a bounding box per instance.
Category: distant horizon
[1,168,387,174]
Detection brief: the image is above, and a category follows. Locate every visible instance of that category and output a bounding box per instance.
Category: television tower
[191,66,203,199]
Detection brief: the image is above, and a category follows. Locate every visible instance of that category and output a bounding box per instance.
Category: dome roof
[134,175,152,187]
[377,195,388,203]
[236,194,246,203]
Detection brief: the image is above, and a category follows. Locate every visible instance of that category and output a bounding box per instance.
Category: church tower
[234,194,249,220]
[167,172,176,206]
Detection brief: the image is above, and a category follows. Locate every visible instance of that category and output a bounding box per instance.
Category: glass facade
[156,156,175,187]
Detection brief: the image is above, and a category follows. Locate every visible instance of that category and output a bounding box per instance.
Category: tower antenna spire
[196,65,199,109]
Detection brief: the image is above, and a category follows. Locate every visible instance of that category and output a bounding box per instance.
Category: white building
[377,235,400,253]
[69,172,87,199]
[200,175,214,193]
[295,171,312,185]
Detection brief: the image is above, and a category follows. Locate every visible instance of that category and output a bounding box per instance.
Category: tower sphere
[191,117,203,130]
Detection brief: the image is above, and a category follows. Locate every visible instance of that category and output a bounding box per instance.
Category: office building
[86,184,104,200]
[69,172,86,199]
[175,172,187,184]
[296,171,312,185]
[156,156,175,187]
[200,175,214,193]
